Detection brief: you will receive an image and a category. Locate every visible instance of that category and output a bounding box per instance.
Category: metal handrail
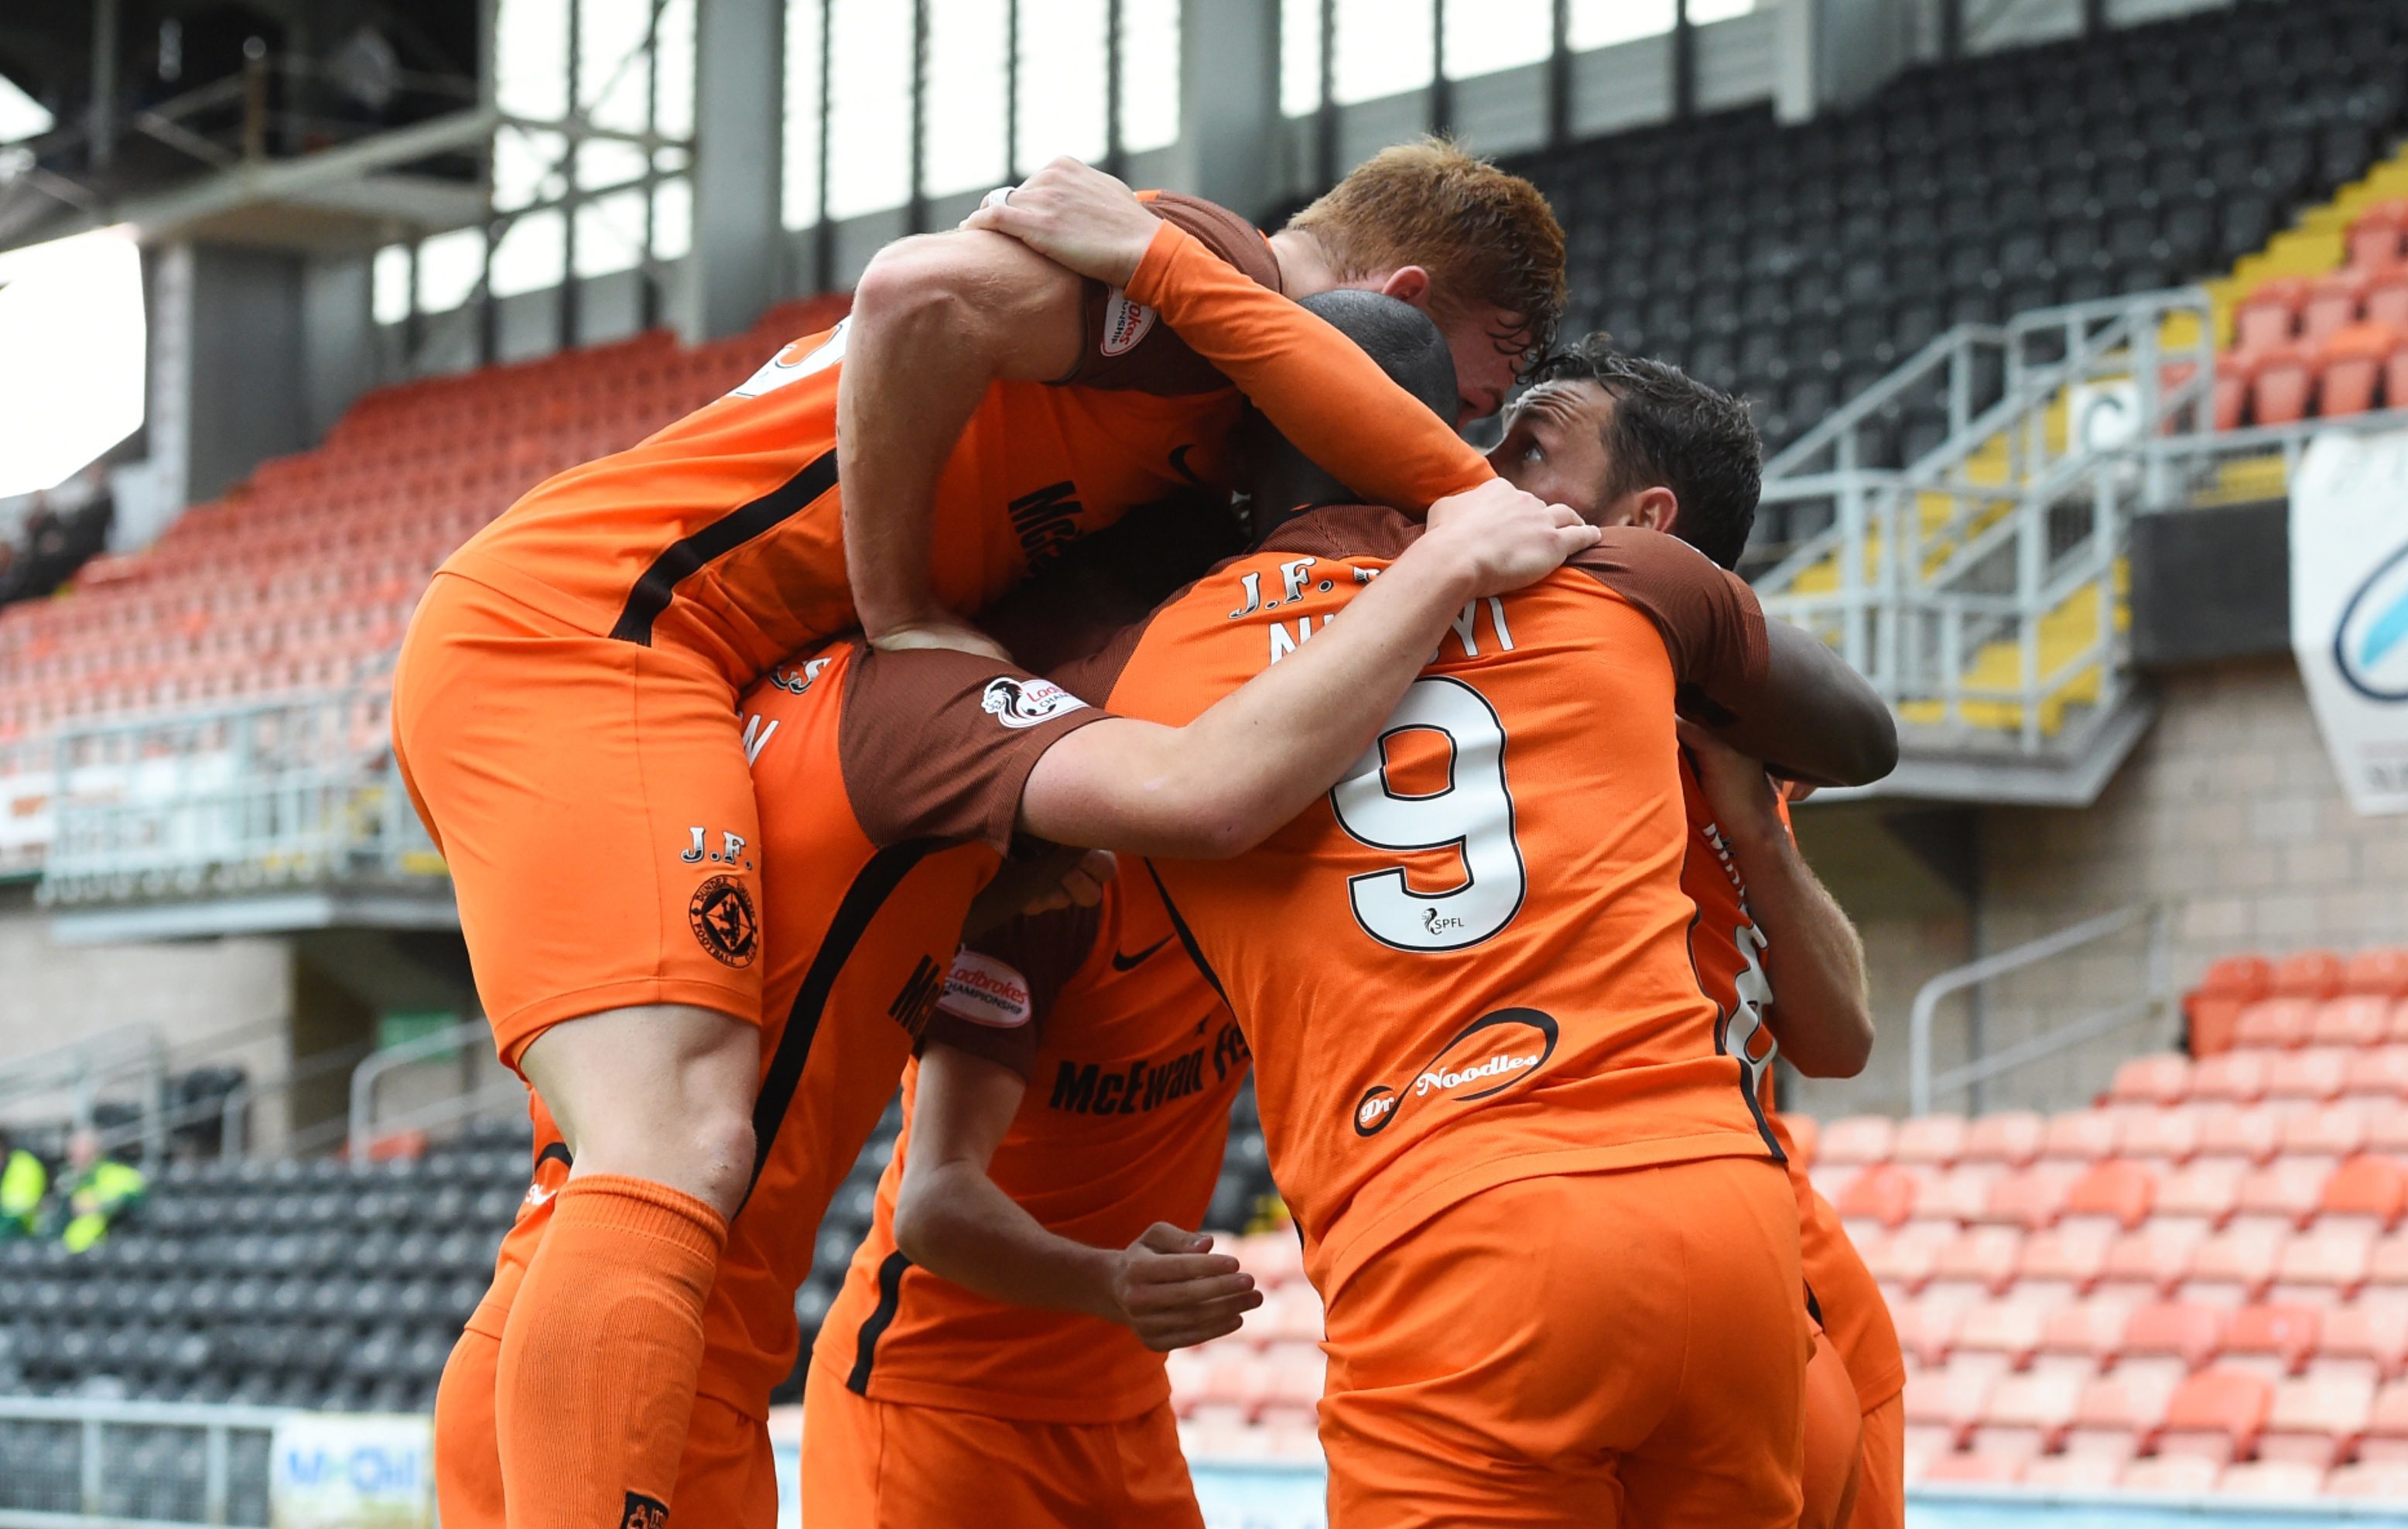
[346,1019,491,1160]
[358,1076,531,1157]
[207,1041,378,1160]
[1909,904,2170,1115]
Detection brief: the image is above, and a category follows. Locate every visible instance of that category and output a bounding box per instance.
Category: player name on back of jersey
[1227,553,1517,673]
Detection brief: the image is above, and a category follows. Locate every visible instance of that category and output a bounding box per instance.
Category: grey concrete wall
[1789,656,2408,1124]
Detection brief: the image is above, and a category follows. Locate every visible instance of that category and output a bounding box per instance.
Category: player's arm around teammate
[894,1041,1259,1350]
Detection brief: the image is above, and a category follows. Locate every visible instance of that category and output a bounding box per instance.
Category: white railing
[33,685,441,910]
[0,1395,283,1528]
[1755,287,2217,767]
[346,1020,522,1161]
[1909,904,2173,1117]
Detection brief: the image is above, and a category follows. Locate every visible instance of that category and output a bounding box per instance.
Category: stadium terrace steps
[1822,941,2408,1502]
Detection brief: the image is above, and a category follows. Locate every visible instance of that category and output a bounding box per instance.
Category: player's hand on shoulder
[961,158,1160,289]
[1107,1223,1263,1352]
[1418,479,1602,597]
[867,618,1014,662]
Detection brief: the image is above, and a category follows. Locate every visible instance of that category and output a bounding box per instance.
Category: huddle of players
[396,140,1906,1527]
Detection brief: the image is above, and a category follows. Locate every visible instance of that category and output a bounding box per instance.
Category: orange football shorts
[392,573,765,1066]
[1317,1155,1807,1527]
[799,1361,1205,1528]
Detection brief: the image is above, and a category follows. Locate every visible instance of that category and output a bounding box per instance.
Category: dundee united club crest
[687,876,759,968]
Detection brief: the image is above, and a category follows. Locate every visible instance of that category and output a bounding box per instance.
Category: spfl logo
[981,676,1089,730]
[2335,540,2408,703]
[1352,1007,1557,1137]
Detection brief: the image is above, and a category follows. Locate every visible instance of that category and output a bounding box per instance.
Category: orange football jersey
[438,197,1280,688]
[815,873,1248,1424]
[1065,507,1786,1298]
[1678,759,1906,1413]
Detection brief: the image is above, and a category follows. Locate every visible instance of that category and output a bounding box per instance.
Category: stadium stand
[1784,942,2408,1500]
[1513,0,2408,461]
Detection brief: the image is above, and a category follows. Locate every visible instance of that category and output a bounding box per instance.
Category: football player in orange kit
[1490,340,1907,1528]
[1032,290,1895,1526]
[429,482,1599,1529]
[394,139,1563,1523]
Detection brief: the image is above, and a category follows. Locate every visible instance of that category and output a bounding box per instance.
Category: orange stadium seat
[1894,1298,1962,1369]
[1932,1225,2028,1298]
[1971,1370,2087,1462]
[2034,1296,2143,1382]
[2124,1301,2232,1384]
[2267,1048,2348,1103]
[2112,1055,2194,1107]
[1778,1113,1818,1167]
[1905,1365,1997,1447]
[2302,269,2373,341]
[1957,1297,2061,1371]
[2235,997,2317,1051]
[2317,995,2398,1049]
[2191,1104,2280,1167]
[1234,1232,1306,1289]
[2325,1461,2408,1499]
[2020,1226,2118,1301]
[2235,1159,2335,1231]
[2348,200,2408,271]
[2041,1108,2125,1164]
[1920,1449,2022,1485]
[1918,1165,1999,1226]
[2311,1305,2408,1385]
[2122,1453,2225,1493]
[1964,1111,2047,1167]
[2273,1228,2379,1308]
[2186,1226,2287,1308]
[2157,1160,2248,1229]
[2196,1049,2276,1104]
[2350,1048,2408,1105]
[2157,1367,2275,1462]
[2273,952,2348,1001]
[2259,1374,2377,1468]
[2365,1234,2408,1298]
[2120,1108,2202,1165]
[2021,1452,2124,1490]
[2064,1160,2158,1235]
[1818,1115,1897,1167]
[2318,322,2400,416]
[2220,1459,2328,1500]
[2223,1304,2324,1380]
[2211,351,2256,433]
[2369,272,2408,334]
[2388,338,2408,423]
[2358,1380,2408,1464]
[2102,1224,2211,1304]
[2323,1157,2408,1232]
[1978,1167,2075,1231]
[2066,1373,2177,1458]
[1894,1114,1970,1168]
[2235,278,2310,353]
[2277,1104,2367,1165]
[2346,949,2408,998]
[1837,1163,1919,1230]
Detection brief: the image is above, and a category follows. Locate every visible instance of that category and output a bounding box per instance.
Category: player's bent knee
[519,1003,761,1216]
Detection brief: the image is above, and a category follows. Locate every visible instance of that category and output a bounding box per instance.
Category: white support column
[683,0,786,340]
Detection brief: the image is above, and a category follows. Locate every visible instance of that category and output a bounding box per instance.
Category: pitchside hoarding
[2290,428,2408,816]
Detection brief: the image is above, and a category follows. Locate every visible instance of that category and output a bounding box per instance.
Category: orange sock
[493,1175,726,1529]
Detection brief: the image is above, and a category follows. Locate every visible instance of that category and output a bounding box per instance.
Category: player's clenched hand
[1106,1223,1262,1352]
[961,158,1161,289]
[1675,717,1787,850]
[1418,479,1602,597]
[1021,849,1117,915]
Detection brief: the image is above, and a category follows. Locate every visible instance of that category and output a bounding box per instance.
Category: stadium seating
[1804,943,2408,1500]
[1510,0,2408,460]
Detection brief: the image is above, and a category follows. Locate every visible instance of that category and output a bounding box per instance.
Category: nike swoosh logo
[1110,937,1173,972]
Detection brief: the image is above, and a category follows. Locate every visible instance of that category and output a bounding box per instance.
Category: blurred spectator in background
[46,1127,145,1253]
[0,1128,44,1238]
[0,492,113,611]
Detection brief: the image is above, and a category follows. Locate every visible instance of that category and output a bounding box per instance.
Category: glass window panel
[579,0,656,132]
[1119,0,1181,153]
[574,189,648,277]
[491,209,567,297]
[652,176,693,262]
[1332,0,1431,106]
[1568,0,1674,50]
[493,125,568,212]
[495,0,570,120]
[653,0,697,140]
[576,136,648,192]
[1281,0,1322,118]
[416,227,487,313]
[1444,0,1551,79]
[1685,0,1756,19]
[782,0,824,228]
[925,0,1010,197]
[372,245,412,326]
[1016,0,1108,169]
[826,0,912,219]
[0,74,54,142]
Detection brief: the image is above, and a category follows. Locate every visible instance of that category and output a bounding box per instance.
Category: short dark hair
[1523,337,1761,570]
[1297,289,1459,420]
